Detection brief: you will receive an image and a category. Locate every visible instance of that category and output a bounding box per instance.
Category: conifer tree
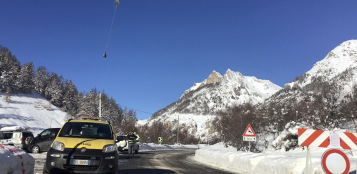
[62,80,78,115]
[45,73,63,107]
[34,66,50,96]
[17,62,34,93]
[0,46,21,93]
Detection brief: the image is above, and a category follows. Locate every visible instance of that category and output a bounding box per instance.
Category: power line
[118,104,154,115]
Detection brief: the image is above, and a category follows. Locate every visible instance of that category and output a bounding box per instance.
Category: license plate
[73,160,90,165]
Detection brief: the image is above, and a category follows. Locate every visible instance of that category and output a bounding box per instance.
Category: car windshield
[58,122,113,139]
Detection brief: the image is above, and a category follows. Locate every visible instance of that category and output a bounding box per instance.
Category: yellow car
[43,119,118,174]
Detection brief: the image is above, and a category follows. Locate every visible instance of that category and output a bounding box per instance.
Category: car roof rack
[81,116,101,121]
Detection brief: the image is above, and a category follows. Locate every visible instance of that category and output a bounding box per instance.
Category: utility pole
[296,111,298,122]
[177,114,179,144]
[99,92,102,118]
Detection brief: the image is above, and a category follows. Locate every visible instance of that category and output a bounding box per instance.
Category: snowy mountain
[0,92,66,135]
[285,40,357,90]
[267,40,357,106]
[153,69,281,118]
[138,69,281,138]
[140,39,357,141]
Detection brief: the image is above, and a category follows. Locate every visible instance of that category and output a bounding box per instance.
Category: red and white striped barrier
[298,128,357,149]
[298,128,357,174]
[0,144,34,174]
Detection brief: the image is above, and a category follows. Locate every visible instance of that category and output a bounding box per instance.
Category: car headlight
[103,144,116,153]
[53,141,65,151]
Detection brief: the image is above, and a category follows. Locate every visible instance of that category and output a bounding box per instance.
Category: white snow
[194,143,357,174]
[0,93,67,174]
[0,145,35,174]
[0,92,67,135]
[137,143,204,151]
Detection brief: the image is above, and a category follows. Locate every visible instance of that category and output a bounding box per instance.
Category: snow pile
[0,145,35,174]
[271,122,300,151]
[0,93,66,135]
[138,143,202,151]
[194,143,357,174]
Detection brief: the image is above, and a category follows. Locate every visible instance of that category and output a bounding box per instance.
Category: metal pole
[177,115,179,144]
[99,92,101,118]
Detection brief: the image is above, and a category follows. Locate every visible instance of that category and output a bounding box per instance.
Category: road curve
[118,149,236,174]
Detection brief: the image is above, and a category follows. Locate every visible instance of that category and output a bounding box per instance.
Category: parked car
[115,135,139,153]
[28,128,61,153]
[0,126,34,150]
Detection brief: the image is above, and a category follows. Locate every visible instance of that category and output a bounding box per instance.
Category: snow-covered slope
[0,92,66,135]
[286,40,357,89]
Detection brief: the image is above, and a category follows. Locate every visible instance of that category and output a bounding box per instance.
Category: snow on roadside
[194,143,357,174]
[0,145,35,174]
[0,92,66,135]
[138,143,202,151]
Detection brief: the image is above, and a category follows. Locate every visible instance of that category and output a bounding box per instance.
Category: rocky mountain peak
[223,69,243,83]
[206,70,223,85]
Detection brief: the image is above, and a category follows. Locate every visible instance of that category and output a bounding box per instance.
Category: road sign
[135,134,141,141]
[243,136,256,141]
[158,137,163,143]
[243,124,256,141]
[321,149,350,174]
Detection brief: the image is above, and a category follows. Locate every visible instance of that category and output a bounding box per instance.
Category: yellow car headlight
[53,141,65,151]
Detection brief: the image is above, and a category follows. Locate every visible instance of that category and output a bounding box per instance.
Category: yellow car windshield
[58,122,113,140]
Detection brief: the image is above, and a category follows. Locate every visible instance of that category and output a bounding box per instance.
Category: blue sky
[1,0,357,120]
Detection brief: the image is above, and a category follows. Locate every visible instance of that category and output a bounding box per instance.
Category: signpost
[158,137,163,144]
[321,149,350,174]
[243,124,256,152]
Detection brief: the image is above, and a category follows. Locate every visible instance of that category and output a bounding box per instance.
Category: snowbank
[0,145,35,174]
[0,93,66,135]
[138,143,203,151]
[194,143,357,174]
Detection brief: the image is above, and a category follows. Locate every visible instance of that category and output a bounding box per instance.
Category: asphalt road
[32,149,236,174]
[118,149,236,174]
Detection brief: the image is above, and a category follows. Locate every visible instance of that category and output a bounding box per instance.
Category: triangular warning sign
[243,124,256,137]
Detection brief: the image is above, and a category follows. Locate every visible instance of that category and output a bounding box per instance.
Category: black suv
[28,128,60,153]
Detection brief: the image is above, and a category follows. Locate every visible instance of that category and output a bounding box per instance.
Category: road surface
[118,149,236,174]
[32,149,236,174]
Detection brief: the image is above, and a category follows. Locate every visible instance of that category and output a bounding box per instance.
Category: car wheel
[32,145,40,154]
[25,136,34,146]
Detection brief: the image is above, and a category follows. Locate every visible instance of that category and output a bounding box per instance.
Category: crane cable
[104,2,119,56]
